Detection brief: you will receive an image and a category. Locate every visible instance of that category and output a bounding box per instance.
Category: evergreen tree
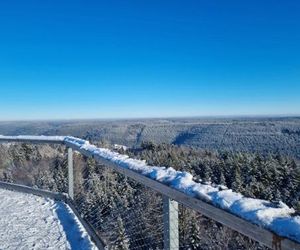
[189,221,202,250]
[52,156,68,192]
[231,166,243,192]
[113,216,130,250]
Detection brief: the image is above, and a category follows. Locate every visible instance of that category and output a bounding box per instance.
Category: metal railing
[0,135,299,250]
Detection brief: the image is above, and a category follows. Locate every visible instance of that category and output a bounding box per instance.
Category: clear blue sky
[0,0,299,120]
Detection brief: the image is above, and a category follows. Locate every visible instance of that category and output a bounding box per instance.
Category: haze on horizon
[0,1,299,121]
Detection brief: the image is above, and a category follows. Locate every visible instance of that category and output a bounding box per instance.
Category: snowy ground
[0,188,96,250]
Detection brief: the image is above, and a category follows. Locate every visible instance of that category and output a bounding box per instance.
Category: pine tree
[231,166,243,192]
[52,156,68,192]
[189,221,202,250]
[113,216,130,250]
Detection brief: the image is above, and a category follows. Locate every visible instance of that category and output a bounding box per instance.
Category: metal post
[68,147,74,200]
[163,196,179,250]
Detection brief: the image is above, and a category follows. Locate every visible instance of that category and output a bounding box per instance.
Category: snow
[64,136,300,243]
[0,188,96,250]
[113,144,128,151]
[1,135,300,243]
[0,135,65,142]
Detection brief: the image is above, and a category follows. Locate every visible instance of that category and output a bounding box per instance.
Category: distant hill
[0,117,299,158]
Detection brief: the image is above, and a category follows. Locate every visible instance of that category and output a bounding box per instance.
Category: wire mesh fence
[177,204,267,250]
[0,143,67,192]
[71,154,269,250]
[0,142,272,249]
[73,156,164,249]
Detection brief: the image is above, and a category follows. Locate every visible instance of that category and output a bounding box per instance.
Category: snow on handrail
[1,135,300,246]
[0,135,65,143]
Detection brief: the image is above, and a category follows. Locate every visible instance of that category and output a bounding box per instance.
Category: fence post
[68,147,74,200]
[163,196,179,250]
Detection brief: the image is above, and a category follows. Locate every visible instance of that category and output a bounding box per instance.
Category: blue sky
[0,0,299,120]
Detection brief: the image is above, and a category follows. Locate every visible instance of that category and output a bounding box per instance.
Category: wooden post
[68,147,74,200]
[163,196,179,250]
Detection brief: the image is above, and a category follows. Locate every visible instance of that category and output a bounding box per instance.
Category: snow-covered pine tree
[188,220,202,250]
[113,216,130,250]
[52,156,68,193]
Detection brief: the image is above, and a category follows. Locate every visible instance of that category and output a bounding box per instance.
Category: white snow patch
[0,188,96,250]
[113,144,128,151]
[0,135,65,142]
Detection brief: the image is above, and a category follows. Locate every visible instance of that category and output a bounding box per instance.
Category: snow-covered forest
[0,117,299,159]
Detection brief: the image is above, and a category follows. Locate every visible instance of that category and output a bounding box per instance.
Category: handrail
[0,135,300,250]
[0,135,65,144]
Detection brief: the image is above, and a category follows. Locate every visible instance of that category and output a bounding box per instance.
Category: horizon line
[0,114,299,123]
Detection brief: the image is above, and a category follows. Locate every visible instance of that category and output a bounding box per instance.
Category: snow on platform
[0,188,96,250]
